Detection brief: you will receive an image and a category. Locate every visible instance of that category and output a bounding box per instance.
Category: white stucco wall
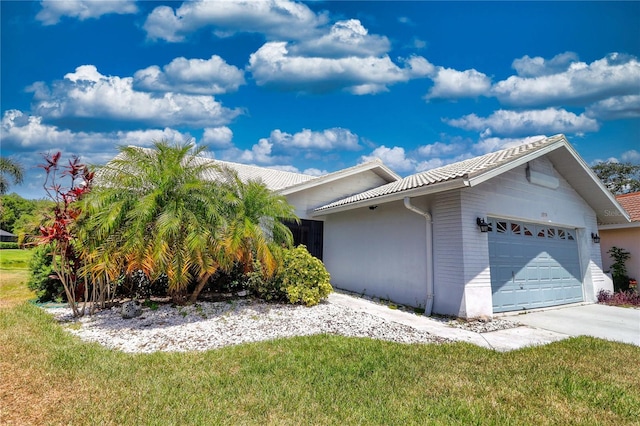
[323,199,430,309]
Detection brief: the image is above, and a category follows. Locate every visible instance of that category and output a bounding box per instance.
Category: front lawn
[0,249,34,308]
[1,258,639,425]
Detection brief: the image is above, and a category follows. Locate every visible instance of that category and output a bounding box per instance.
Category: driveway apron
[507,304,640,346]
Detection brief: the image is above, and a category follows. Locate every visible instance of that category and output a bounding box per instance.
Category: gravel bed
[440,318,521,333]
[45,299,451,353]
[338,291,521,334]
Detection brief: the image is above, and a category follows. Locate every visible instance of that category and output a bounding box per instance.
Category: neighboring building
[598,191,640,283]
[0,229,18,243]
[120,134,629,318]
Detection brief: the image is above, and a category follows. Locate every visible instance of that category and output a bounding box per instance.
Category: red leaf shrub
[597,289,640,307]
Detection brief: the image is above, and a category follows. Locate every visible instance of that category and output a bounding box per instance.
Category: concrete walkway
[328,292,568,352]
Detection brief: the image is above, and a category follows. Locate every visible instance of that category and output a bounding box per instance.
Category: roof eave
[550,141,631,224]
[599,221,640,230]
[310,178,468,217]
[280,161,401,196]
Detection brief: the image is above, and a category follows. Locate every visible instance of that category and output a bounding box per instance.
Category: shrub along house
[124,134,628,318]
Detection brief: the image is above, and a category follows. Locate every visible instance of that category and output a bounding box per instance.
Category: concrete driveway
[505,304,640,346]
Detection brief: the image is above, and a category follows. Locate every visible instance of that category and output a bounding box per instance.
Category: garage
[488,218,584,312]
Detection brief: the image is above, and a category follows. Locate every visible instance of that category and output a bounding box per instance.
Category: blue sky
[2,0,639,199]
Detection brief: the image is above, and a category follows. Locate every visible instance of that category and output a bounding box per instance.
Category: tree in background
[0,193,36,232]
[592,161,640,195]
[0,156,24,195]
[0,193,53,243]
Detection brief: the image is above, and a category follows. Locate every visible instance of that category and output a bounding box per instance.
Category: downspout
[403,197,434,316]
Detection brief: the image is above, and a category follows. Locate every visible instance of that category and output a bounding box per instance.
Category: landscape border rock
[45,299,452,353]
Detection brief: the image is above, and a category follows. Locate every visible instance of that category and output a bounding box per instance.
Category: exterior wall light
[476,217,489,233]
[591,233,600,243]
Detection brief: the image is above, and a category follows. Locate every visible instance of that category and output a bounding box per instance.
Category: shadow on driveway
[505,304,640,346]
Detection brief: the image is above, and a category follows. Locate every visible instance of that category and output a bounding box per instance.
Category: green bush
[608,246,631,292]
[0,242,20,249]
[277,245,332,307]
[247,246,332,306]
[247,259,283,302]
[27,244,65,302]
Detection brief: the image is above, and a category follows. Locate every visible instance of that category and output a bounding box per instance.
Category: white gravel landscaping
[44,299,453,353]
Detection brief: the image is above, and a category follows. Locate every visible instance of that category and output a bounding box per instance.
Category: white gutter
[403,197,434,316]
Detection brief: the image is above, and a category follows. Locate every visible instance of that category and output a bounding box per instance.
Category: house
[0,229,18,243]
[309,135,629,318]
[123,134,630,318]
[598,191,640,284]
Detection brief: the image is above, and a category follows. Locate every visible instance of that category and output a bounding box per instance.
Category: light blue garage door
[488,219,583,313]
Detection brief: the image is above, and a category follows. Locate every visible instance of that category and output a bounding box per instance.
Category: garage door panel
[489,219,583,313]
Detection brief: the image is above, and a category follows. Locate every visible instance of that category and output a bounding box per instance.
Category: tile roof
[315,135,563,212]
[616,192,640,221]
[193,156,316,191]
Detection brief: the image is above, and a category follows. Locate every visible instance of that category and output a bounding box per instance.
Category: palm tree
[206,174,298,301]
[80,140,230,302]
[0,156,24,194]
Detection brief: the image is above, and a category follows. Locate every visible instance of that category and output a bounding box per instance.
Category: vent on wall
[526,162,559,189]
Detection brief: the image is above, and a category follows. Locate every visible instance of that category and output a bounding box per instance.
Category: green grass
[0,249,34,307]
[1,257,640,425]
[0,248,32,270]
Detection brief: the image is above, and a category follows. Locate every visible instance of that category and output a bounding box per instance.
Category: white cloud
[621,150,640,163]
[1,109,76,148]
[1,109,198,198]
[415,158,445,172]
[237,139,277,164]
[1,109,192,152]
[493,53,640,107]
[416,141,464,157]
[445,108,599,137]
[426,67,491,99]
[472,135,547,155]
[303,168,328,176]
[143,0,326,42]
[290,19,390,58]
[511,52,579,77]
[36,0,137,25]
[268,128,361,151]
[248,42,432,94]
[29,65,241,128]
[412,38,427,50]
[585,95,640,120]
[360,146,415,172]
[202,127,233,148]
[133,55,245,95]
